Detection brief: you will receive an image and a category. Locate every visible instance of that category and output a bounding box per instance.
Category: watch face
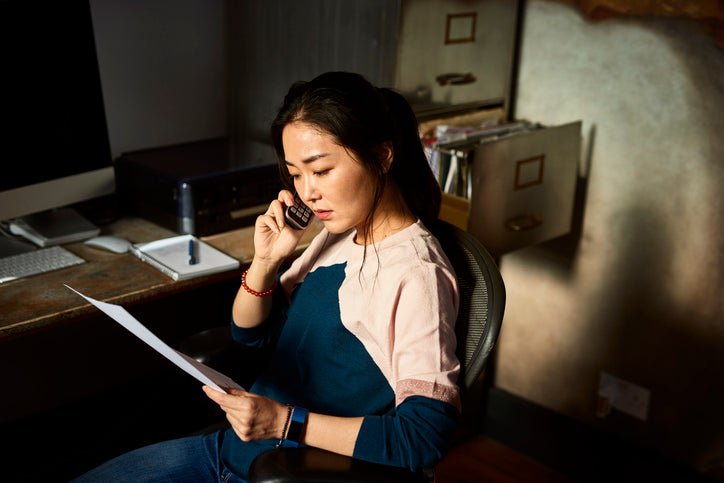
[285,406,309,444]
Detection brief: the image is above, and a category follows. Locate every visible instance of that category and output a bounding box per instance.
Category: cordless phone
[284,194,313,230]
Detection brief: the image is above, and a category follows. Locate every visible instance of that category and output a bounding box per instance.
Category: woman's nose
[298,176,319,202]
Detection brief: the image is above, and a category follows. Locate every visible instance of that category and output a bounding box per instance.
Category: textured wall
[496,0,724,471]
[227,0,400,150]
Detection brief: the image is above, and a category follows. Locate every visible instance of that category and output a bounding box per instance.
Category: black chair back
[431,221,506,390]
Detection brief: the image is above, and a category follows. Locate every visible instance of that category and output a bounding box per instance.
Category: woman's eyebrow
[285,153,330,167]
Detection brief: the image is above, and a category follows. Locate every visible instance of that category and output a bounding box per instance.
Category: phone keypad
[285,197,313,229]
[290,204,311,223]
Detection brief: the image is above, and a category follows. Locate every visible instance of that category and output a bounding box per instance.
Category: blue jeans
[70,431,245,483]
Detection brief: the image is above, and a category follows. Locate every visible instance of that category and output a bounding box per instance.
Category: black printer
[115,138,281,236]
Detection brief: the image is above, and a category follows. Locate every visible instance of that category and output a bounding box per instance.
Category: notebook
[131,234,239,281]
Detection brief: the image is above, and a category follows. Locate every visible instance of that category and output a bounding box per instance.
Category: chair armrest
[249,448,428,483]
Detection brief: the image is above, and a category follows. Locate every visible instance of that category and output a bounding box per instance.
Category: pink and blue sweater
[221,220,461,478]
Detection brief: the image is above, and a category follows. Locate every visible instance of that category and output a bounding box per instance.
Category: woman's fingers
[226,413,254,442]
[257,213,281,235]
[203,386,259,415]
[278,189,295,207]
[257,197,288,234]
[203,386,244,404]
[267,199,286,231]
[203,386,284,442]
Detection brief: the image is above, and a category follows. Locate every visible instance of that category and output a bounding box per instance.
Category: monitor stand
[8,207,100,247]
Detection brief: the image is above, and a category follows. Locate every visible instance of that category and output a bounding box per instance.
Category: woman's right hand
[253,190,305,266]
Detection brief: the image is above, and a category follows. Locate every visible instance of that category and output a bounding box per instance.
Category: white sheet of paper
[65,285,243,393]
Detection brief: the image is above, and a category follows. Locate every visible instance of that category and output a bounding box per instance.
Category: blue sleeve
[229,283,289,350]
[352,395,459,472]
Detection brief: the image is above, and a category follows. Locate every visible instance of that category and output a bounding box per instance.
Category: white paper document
[65,285,243,393]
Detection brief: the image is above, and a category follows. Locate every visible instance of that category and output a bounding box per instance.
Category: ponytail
[377,88,441,226]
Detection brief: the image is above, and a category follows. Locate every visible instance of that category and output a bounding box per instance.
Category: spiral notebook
[131,234,239,281]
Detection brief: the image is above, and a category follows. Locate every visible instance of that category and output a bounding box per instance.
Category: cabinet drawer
[466,121,581,255]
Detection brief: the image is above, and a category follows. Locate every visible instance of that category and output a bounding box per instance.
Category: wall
[90,0,226,159]
[226,0,400,153]
[495,0,724,472]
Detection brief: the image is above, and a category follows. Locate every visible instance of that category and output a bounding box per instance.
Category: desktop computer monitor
[0,1,114,224]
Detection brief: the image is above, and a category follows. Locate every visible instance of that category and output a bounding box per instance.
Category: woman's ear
[379,142,394,173]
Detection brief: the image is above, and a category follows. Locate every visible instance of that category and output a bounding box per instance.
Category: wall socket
[597,371,651,421]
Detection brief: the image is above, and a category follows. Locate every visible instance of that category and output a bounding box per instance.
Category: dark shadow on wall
[649,15,724,328]
[504,200,724,473]
[495,10,724,477]
[583,203,724,473]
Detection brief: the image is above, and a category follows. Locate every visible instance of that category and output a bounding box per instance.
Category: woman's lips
[315,210,332,221]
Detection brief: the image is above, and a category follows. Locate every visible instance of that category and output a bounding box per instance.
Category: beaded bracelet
[241,270,277,297]
[276,403,293,448]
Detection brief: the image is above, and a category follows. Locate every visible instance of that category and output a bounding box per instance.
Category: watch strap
[284,406,309,447]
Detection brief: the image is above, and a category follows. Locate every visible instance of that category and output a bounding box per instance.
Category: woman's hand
[203,386,288,442]
[253,190,305,266]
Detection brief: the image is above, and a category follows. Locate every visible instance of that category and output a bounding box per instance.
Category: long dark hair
[270,72,441,243]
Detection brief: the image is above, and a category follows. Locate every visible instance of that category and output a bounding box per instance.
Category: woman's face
[282,121,378,237]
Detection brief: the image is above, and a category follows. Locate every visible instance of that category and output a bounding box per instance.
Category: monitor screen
[0,1,114,222]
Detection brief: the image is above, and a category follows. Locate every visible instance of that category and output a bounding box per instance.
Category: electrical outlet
[597,372,651,421]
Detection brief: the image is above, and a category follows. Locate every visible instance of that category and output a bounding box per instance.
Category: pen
[188,239,197,265]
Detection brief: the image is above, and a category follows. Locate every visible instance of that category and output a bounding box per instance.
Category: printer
[115,138,282,236]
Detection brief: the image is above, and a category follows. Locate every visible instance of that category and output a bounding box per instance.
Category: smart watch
[283,406,309,447]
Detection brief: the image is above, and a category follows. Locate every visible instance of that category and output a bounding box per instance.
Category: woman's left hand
[202,386,287,442]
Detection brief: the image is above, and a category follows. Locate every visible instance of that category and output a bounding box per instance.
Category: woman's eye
[289,173,300,180]
[313,169,330,176]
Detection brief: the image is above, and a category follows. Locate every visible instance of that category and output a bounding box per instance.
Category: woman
[74,72,460,482]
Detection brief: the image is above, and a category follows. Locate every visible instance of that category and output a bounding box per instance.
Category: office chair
[244,220,507,482]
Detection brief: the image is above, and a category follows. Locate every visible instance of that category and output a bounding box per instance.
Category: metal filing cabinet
[428,120,582,257]
[466,122,582,255]
[397,0,581,256]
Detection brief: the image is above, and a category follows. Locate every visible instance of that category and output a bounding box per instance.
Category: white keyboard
[0,245,86,283]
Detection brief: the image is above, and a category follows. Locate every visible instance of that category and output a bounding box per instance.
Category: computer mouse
[84,235,132,254]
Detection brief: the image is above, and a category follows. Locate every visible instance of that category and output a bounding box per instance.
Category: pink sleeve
[391,263,461,411]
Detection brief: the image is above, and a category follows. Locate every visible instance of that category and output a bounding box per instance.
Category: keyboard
[0,245,86,283]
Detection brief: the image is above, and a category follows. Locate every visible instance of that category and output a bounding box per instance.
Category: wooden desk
[0,216,320,425]
[0,216,321,339]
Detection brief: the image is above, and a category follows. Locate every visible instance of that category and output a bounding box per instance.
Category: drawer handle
[436,72,476,86]
[505,214,542,231]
